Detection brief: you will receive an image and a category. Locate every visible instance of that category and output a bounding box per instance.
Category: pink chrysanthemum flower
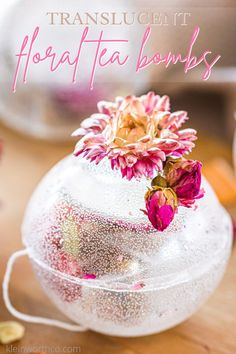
[72,92,197,180]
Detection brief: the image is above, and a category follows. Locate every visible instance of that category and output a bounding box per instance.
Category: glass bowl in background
[0,0,149,141]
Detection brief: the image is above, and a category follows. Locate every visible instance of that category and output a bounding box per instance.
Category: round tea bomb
[21,155,232,336]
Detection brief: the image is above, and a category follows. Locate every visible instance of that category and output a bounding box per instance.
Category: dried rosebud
[165,159,204,206]
[0,321,25,344]
[144,187,178,231]
[132,282,145,290]
[82,273,96,280]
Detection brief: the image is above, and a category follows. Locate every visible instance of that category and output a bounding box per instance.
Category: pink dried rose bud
[132,282,145,290]
[144,187,178,231]
[165,159,205,207]
[82,273,96,279]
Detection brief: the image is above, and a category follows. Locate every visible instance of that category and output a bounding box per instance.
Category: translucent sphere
[22,155,232,336]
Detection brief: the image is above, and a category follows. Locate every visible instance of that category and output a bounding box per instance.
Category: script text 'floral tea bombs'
[12,26,220,92]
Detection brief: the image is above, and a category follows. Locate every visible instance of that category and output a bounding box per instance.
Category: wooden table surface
[0,124,235,354]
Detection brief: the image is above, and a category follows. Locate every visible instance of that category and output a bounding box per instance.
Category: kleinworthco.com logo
[5,345,81,353]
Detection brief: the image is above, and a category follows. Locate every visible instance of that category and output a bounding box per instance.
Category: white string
[2,249,88,332]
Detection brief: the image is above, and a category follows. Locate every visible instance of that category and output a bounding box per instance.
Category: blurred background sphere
[0,0,149,141]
